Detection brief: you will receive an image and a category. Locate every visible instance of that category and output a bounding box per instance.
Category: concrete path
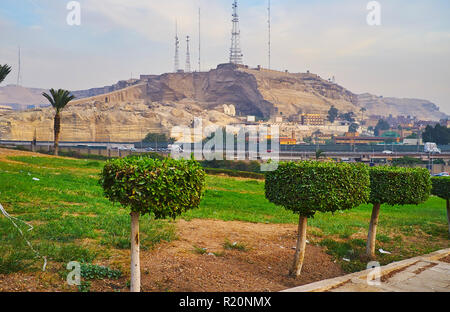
[284,248,450,292]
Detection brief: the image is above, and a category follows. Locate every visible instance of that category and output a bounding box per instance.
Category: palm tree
[360,107,367,124]
[42,89,75,156]
[0,64,12,84]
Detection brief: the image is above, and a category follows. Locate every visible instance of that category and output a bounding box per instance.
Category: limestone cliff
[0,64,446,142]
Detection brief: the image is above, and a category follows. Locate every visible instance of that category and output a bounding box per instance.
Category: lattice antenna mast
[185,36,191,73]
[174,21,180,72]
[229,0,243,65]
[17,46,22,86]
[198,7,201,72]
[268,0,271,69]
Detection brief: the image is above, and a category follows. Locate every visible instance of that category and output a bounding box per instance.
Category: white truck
[424,142,441,154]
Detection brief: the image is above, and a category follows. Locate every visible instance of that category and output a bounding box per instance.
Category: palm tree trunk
[54,112,61,156]
[367,203,381,259]
[290,215,308,277]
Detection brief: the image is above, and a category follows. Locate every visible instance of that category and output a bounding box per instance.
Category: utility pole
[186,36,191,73]
[268,0,271,69]
[198,7,201,72]
[174,21,180,72]
[17,46,22,86]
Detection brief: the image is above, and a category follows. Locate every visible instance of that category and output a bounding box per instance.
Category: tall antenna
[230,0,243,65]
[268,0,271,70]
[185,36,191,73]
[198,7,201,72]
[174,21,180,72]
[17,46,22,86]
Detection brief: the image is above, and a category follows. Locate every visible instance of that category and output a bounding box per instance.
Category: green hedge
[431,177,450,200]
[200,160,262,173]
[100,156,206,219]
[265,161,370,218]
[204,168,265,180]
[369,166,431,205]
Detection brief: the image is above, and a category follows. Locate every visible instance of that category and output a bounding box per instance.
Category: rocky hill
[0,85,48,110]
[0,64,447,142]
[357,93,448,121]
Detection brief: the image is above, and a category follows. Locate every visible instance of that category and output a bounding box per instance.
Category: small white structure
[247,116,256,122]
[223,104,236,117]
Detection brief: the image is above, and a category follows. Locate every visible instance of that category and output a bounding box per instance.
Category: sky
[0,0,449,114]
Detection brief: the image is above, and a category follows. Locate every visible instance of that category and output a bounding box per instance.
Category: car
[382,150,394,155]
[433,172,450,177]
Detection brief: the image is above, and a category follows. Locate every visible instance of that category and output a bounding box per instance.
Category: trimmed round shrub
[431,176,450,236]
[431,177,450,201]
[99,156,206,292]
[366,166,431,258]
[100,156,206,219]
[369,166,431,206]
[265,161,370,218]
[265,161,370,277]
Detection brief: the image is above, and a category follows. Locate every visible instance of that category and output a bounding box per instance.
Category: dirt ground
[0,219,344,292]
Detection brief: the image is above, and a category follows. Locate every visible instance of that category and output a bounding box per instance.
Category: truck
[424,142,441,154]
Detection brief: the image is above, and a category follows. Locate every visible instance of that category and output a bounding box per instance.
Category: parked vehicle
[424,142,441,154]
[382,150,393,155]
[433,172,449,177]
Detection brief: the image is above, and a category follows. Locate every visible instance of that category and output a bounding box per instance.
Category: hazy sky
[1,0,449,114]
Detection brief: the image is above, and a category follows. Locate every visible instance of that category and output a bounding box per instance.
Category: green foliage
[42,89,76,113]
[369,166,431,205]
[431,177,450,200]
[223,240,248,252]
[374,119,390,136]
[142,133,174,144]
[327,106,339,123]
[392,156,425,167]
[265,161,370,218]
[422,124,450,145]
[200,159,261,173]
[348,123,359,133]
[339,112,355,123]
[131,152,165,160]
[0,64,12,84]
[80,263,122,280]
[204,168,265,180]
[100,156,206,219]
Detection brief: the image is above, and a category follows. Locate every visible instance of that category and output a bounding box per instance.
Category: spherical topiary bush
[100,156,206,291]
[367,167,431,258]
[265,161,370,277]
[431,177,450,236]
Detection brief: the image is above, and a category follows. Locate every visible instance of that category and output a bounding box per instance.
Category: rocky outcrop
[357,93,448,121]
[0,64,447,142]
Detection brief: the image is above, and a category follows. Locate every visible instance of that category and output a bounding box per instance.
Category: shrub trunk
[367,203,381,258]
[130,211,141,292]
[290,215,308,277]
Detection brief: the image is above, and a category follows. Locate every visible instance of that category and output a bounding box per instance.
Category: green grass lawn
[0,155,448,276]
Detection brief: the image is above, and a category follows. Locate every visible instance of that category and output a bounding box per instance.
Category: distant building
[300,114,325,126]
[280,137,297,145]
[334,132,400,145]
[247,116,256,122]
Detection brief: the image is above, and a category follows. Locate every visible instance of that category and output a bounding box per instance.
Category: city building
[334,132,401,145]
[300,114,325,126]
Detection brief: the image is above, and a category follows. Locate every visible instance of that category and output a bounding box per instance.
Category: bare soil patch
[0,219,344,292]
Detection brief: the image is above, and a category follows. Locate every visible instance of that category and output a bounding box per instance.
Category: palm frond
[42,88,76,112]
[0,64,12,84]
